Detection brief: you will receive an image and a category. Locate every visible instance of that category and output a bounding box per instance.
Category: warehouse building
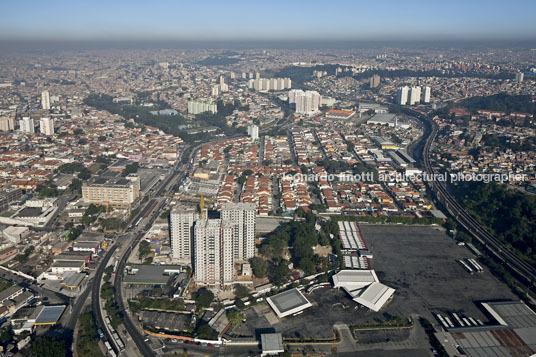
[332,270,395,312]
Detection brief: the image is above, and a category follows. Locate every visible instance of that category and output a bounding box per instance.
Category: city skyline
[1,0,536,41]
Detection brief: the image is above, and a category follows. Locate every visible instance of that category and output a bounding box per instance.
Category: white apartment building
[41,90,50,110]
[396,86,409,105]
[39,117,54,136]
[221,202,256,260]
[187,99,218,115]
[289,90,322,116]
[409,86,421,105]
[0,117,15,131]
[193,218,235,288]
[19,117,34,133]
[170,207,198,263]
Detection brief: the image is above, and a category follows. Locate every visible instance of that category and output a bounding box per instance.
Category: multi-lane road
[410,109,536,292]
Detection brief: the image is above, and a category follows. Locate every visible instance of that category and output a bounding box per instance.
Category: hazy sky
[2,0,535,41]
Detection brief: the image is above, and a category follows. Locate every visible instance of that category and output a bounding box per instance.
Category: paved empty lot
[234,224,517,356]
[360,224,517,321]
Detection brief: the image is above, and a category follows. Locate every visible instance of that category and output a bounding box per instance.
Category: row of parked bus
[457,258,484,274]
[435,312,484,329]
[98,316,125,356]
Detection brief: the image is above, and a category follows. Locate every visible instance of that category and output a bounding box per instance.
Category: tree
[121,162,139,177]
[299,257,316,275]
[138,240,151,259]
[30,336,67,357]
[234,285,249,299]
[69,178,82,192]
[196,323,218,339]
[294,207,305,218]
[444,219,456,231]
[195,289,214,308]
[273,260,290,286]
[250,257,268,278]
[227,310,244,328]
[77,168,91,180]
[101,283,114,299]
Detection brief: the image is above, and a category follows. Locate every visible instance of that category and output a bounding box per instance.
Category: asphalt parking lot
[235,224,517,356]
[359,224,517,321]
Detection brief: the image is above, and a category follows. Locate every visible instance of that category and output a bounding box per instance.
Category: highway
[90,243,120,353]
[410,108,536,291]
[109,153,192,357]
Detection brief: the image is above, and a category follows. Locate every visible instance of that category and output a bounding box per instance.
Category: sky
[1,0,535,41]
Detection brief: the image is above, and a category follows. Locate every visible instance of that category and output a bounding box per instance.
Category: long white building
[188,99,217,115]
[249,77,291,91]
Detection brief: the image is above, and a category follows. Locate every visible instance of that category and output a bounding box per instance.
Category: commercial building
[261,333,284,356]
[332,270,395,312]
[221,202,256,261]
[0,198,58,227]
[34,305,65,325]
[367,113,398,127]
[39,117,54,136]
[19,117,35,133]
[193,218,235,288]
[2,226,30,244]
[358,102,388,114]
[326,109,355,120]
[0,116,15,131]
[188,99,217,115]
[124,264,183,286]
[82,174,140,209]
[266,288,312,318]
[437,301,536,357]
[50,260,85,274]
[41,90,50,110]
[169,207,198,262]
[0,189,22,211]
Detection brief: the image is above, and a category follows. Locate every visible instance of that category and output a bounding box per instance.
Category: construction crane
[161,193,217,202]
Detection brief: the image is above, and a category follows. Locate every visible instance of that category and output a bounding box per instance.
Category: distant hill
[460,94,536,115]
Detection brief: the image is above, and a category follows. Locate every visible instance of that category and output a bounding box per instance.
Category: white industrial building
[2,226,31,244]
[332,270,395,312]
[266,288,312,318]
